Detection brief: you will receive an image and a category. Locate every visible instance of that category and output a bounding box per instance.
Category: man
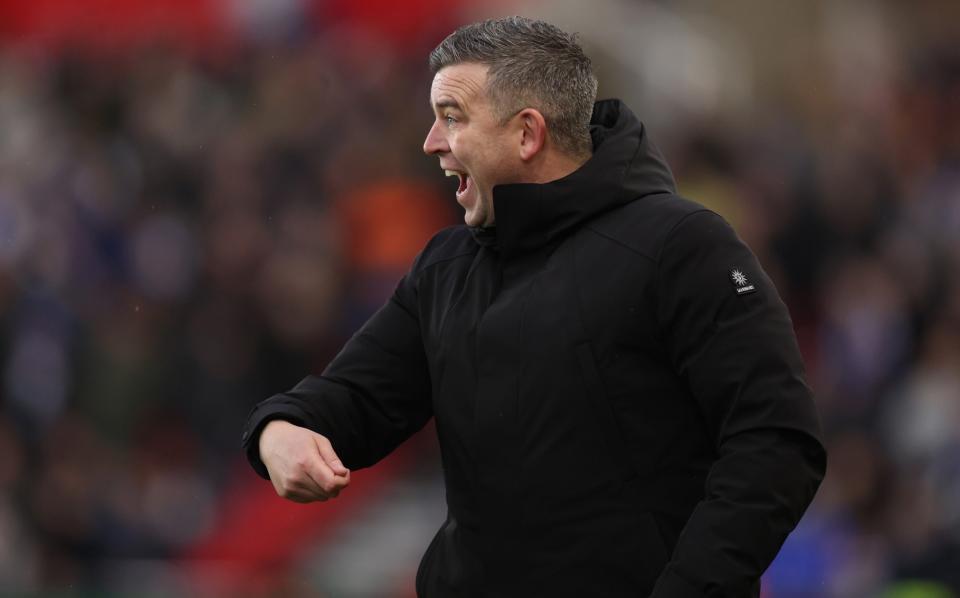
[242,17,826,597]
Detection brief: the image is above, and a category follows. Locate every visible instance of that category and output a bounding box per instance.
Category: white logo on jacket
[731,269,756,295]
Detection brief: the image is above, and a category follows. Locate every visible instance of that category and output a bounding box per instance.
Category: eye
[445,115,457,126]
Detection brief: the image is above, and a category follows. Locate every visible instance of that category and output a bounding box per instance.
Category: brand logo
[731,269,756,295]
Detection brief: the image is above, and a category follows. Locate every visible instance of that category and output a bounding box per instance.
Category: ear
[516,108,547,161]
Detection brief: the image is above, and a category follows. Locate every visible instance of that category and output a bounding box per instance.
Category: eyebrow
[433,98,463,111]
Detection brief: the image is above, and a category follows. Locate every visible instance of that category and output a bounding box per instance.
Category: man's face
[424,63,520,227]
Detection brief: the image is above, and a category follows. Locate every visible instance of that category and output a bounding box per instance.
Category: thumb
[315,435,349,476]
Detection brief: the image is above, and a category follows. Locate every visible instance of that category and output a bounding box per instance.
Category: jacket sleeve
[649,210,827,598]
[240,247,434,478]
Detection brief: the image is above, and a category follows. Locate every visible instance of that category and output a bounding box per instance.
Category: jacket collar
[473,99,676,256]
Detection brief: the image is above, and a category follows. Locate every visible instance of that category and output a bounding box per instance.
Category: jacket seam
[388,294,418,321]
[654,208,714,267]
[414,250,476,286]
[581,226,658,262]
[621,125,646,187]
[652,208,714,337]
[434,249,489,345]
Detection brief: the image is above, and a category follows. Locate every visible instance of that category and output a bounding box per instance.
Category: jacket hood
[481,99,676,256]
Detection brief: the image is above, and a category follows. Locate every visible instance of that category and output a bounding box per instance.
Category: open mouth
[446,169,471,197]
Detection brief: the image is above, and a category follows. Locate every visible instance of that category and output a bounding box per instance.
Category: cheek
[448,133,469,159]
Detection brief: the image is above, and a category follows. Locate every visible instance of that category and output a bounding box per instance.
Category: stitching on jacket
[582,225,659,261]
[653,208,715,265]
[652,208,715,344]
[620,125,644,186]
[434,249,489,346]
[412,226,477,285]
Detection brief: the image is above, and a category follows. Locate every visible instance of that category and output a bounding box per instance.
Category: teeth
[445,170,461,177]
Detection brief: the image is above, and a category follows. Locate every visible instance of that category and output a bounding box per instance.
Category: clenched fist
[258,420,351,503]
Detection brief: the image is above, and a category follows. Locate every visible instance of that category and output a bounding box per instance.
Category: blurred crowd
[0,0,958,596]
[0,26,456,596]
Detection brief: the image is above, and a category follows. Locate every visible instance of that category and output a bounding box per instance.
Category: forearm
[242,288,434,476]
[649,427,826,597]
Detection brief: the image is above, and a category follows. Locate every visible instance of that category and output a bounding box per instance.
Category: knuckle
[279,480,299,497]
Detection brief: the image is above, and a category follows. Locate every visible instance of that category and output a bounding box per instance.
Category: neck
[527,149,591,185]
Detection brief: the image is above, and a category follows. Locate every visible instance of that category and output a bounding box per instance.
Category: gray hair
[429,17,598,157]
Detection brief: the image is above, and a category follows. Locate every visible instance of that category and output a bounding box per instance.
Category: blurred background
[0,0,958,596]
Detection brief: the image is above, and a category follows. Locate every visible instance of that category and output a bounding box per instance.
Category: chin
[460,193,490,227]
[462,206,485,227]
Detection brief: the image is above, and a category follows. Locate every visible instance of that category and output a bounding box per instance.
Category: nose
[423,120,449,156]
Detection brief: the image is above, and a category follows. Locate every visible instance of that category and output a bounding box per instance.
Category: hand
[258,420,351,503]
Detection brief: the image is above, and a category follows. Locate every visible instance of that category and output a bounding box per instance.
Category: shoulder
[412,225,477,274]
[584,193,718,260]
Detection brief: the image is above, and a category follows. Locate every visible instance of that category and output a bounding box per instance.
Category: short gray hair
[429,17,598,157]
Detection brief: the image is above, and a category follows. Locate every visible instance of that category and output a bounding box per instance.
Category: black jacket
[242,99,826,597]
